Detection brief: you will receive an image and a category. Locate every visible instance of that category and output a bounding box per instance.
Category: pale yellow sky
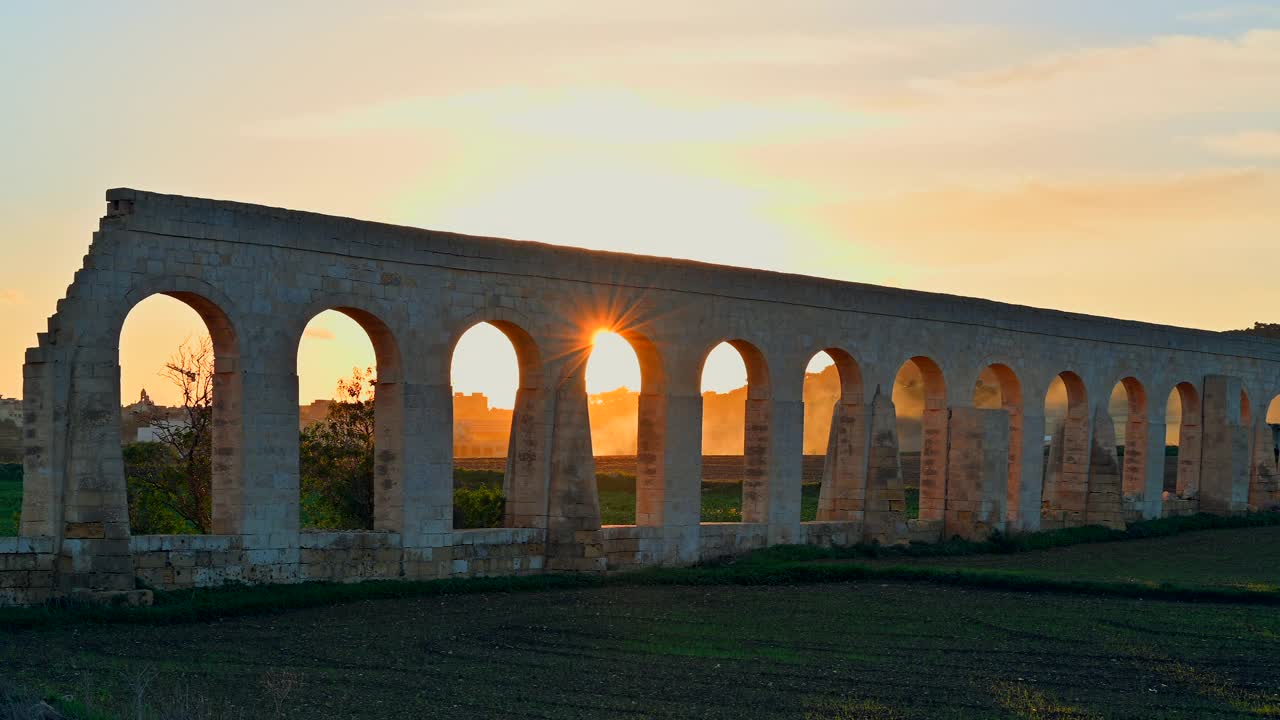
[2,3,1278,407]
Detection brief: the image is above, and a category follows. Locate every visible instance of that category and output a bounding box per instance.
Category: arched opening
[974,364,1022,523]
[699,340,770,523]
[1111,377,1149,507]
[585,329,647,526]
[296,308,401,532]
[118,292,240,536]
[1167,382,1202,500]
[892,356,947,522]
[1042,371,1089,527]
[806,349,864,523]
[449,320,541,529]
[1268,397,1280,465]
[1249,394,1280,511]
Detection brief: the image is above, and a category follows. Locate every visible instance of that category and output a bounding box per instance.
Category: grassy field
[4,575,1280,718]
[5,518,1280,717]
[858,525,1280,591]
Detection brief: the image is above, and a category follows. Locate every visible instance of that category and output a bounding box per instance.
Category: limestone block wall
[0,537,56,606]
[698,523,769,561]
[129,529,548,592]
[600,525,664,571]
[800,521,863,548]
[2,187,1279,606]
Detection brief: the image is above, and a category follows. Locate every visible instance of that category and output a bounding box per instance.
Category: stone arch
[1249,393,1280,511]
[893,355,948,524]
[1042,370,1091,528]
[581,323,668,526]
[806,347,867,522]
[113,283,245,536]
[294,305,405,532]
[974,363,1023,524]
[448,316,544,528]
[113,276,244,368]
[447,311,542,391]
[694,338,771,399]
[696,338,772,524]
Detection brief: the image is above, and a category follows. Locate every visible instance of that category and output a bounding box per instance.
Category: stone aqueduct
[2,188,1279,605]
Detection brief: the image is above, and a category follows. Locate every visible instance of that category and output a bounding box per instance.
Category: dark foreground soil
[5,581,1280,719]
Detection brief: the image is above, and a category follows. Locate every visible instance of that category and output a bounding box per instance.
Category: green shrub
[453,467,504,490]
[454,484,505,529]
[0,464,20,536]
[0,463,20,484]
[595,472,636,493]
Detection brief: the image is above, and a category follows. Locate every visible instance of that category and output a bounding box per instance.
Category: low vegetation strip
[7,515,1280,630]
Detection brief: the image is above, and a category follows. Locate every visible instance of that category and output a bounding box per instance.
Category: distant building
[453,392,512,457]
[0,396,20,425]
[299,399,332,429]
[120,389,187,444]
[0,395,21,464]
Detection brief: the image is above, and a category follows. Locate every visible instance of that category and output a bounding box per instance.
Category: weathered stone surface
[2,188,1278,605]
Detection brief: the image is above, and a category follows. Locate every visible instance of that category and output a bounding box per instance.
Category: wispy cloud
[0,289,25,305]
[1202,130,1280,158]
[829,170,1278,266]
[1180,4,1280,23]
[303,326,335,341]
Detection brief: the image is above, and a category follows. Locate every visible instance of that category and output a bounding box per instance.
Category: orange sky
[2,3,1279,407]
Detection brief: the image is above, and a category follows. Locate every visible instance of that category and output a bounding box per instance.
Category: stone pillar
[504,386,548,529]
[1248,418,1280,512]
[225,370,300,555]
[1175,406,1203,499]
[1140,420,1167,519]
[369,381,404,534]
[57,350,134,592]
[19,344,62,538]
[816,401,870,523]
[544,373,604,571]
[862,389,908,543]
[1042,410,1090,528]
[397,383,454,548]
[1121,403,1148,501]
[741,397,772,524]
[765,399,803,546]
[1084,404,1124,529]
[1012,412,1044,532]
[943,407,1008,540]
[208,365,245,535]
[658,392,702,565]
[916,403,949,527]
[635,391,667,526]
[1200,376,1250,516]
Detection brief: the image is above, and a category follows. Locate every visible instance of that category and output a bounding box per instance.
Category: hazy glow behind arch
[119,294,212,407]
[451,322,521,409]
[701,342,748,393]
[297,310,376,403]
[586,330,641,395]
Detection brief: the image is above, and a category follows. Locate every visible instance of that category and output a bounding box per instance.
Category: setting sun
[586,329,641,396]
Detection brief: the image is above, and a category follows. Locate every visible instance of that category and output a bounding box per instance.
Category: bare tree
[126,337,215,533]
